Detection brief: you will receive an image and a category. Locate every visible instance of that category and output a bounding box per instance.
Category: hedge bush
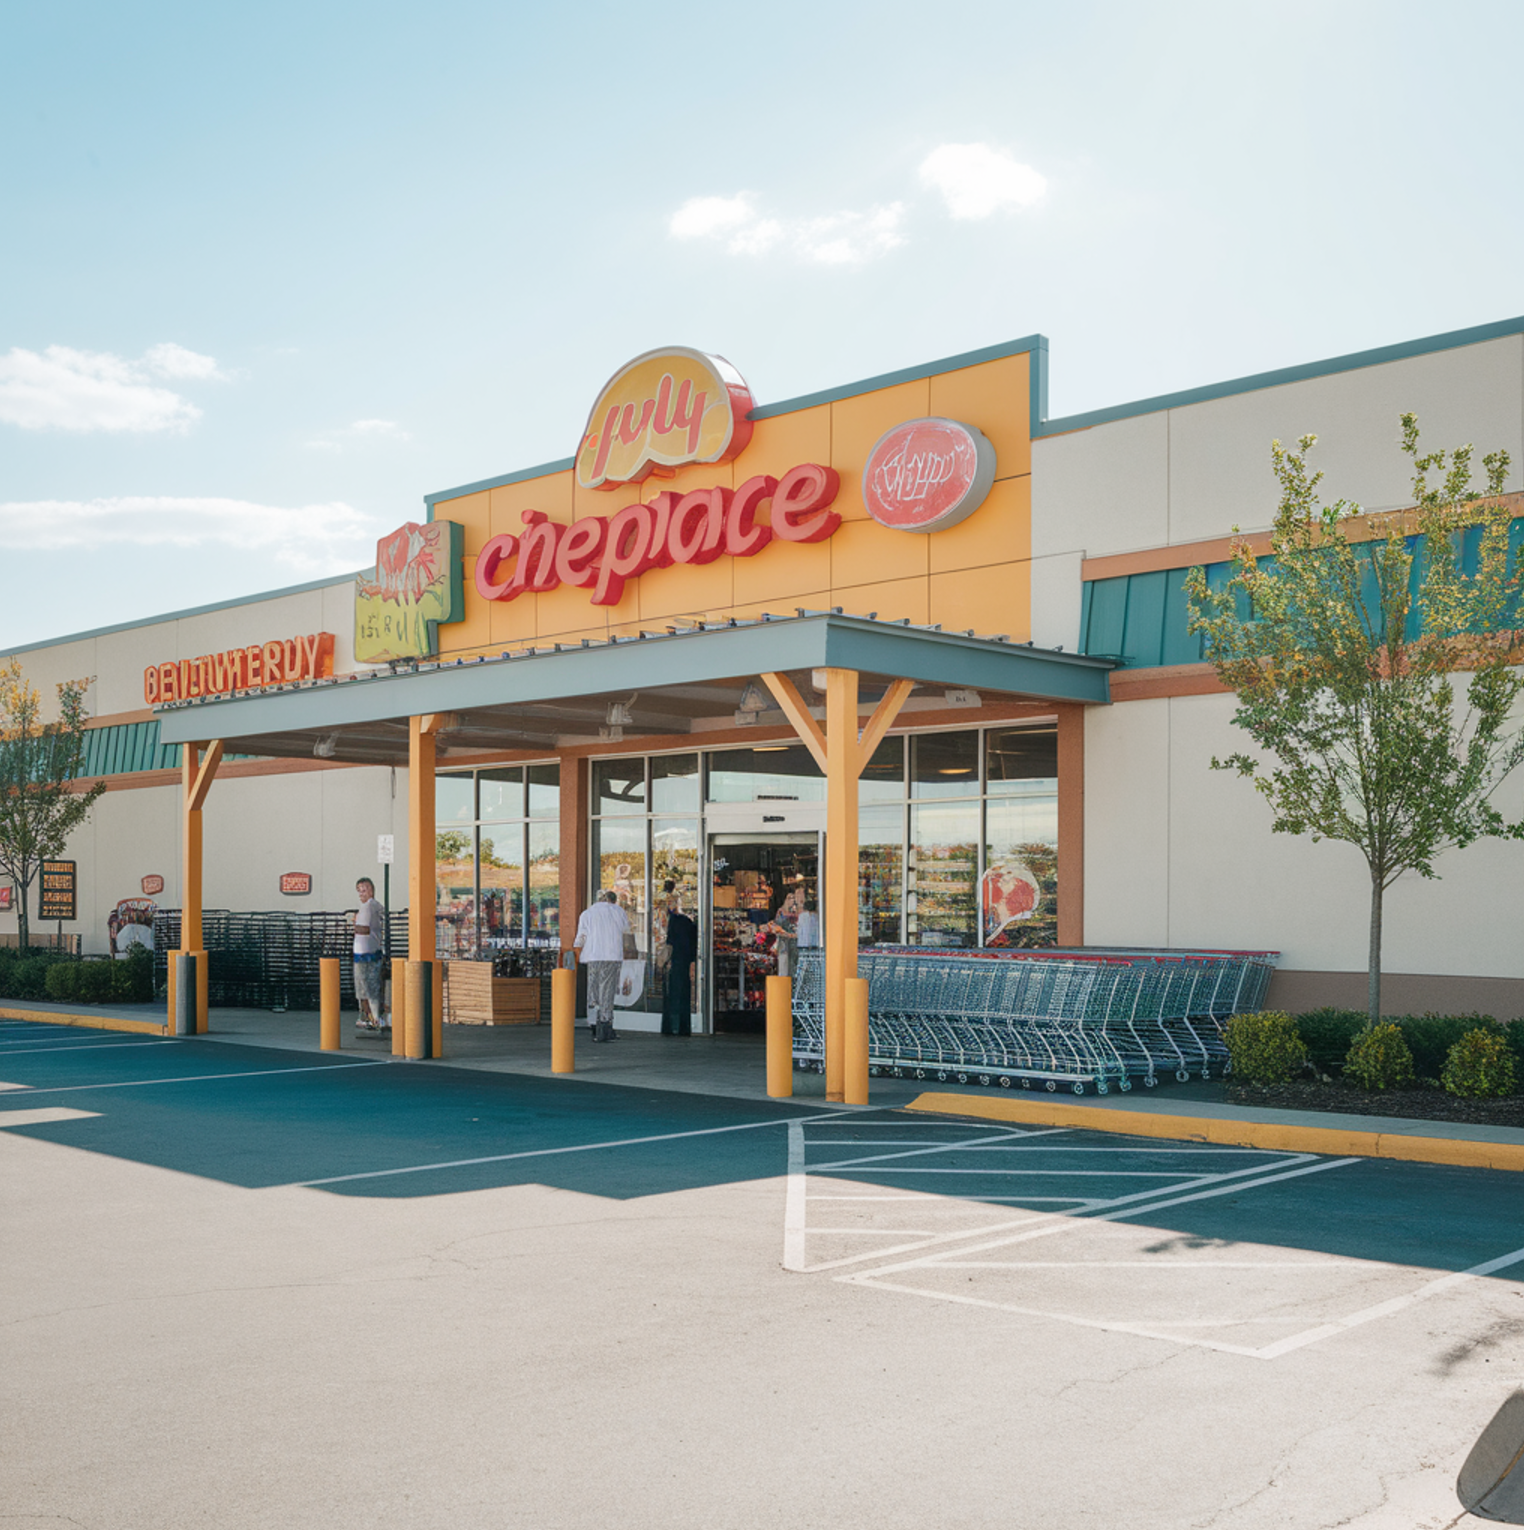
[1224,1011,1309,1083]
[1344,1023,1416,1091]
[1442,1030,1518,1098]
[1296,1008,1367,1075]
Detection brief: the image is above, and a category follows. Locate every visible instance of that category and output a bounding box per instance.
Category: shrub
[43,963,79,1000]
[77,961,116,1003]
[1344,1024,1417,1091]
[1442,1030,1518,1098]
[1400,1013,1500,1080]
[8,957,54,1000]
[1295,1008,1366,1075]
[111,948,154,1003]
[1224,1011,1309,1083]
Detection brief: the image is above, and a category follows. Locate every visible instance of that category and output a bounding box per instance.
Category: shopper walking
[661,894,698,1036]
[352,877,389,1034]
[573,889,629,1043]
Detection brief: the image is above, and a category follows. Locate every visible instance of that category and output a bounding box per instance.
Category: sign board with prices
[39,860,76,921]
[280,872,313,896]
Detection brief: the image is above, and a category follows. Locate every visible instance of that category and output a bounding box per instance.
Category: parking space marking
[0,1040,179,1057]
[0,1108,101,1129]
[12,1061,389,1095]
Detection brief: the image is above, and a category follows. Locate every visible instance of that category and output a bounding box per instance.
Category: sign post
[39,860,76,947]
[377,834,395,956]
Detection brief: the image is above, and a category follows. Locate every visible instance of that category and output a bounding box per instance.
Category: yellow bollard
[766,975,793,1098]
[319,957,341,1050]
[404,961,430,1060]
[551,967,575,1074]
[390,958,406,1057]
[844,976,869,1106]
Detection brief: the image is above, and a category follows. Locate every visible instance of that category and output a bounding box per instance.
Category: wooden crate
[446,962,541,1025]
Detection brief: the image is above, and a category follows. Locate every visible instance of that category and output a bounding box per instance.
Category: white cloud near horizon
[917,143,1047,218]
[0,342,226,433]
[0,495,386,575]
[307,417,412,452]
[669,193,906,265]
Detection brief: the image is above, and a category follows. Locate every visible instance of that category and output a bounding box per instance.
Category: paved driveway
[3,1019,1520,1528]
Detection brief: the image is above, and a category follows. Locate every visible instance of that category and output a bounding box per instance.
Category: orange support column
[173,740,223,1034]
[822,668,859,1103]
[407,714,449,1058]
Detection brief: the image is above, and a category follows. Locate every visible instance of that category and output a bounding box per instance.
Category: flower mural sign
[355,520,464,662]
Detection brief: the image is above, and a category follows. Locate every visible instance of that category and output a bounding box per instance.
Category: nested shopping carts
[791,945,1278,1094]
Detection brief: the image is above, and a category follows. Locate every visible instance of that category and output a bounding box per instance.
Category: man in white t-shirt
[352,878,389,1034]
[573,889,630,1044]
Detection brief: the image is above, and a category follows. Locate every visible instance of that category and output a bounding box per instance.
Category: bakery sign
[145,633,336,705]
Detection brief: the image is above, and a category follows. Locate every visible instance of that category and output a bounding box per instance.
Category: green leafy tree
[0,662,106,952]
[436,829,471,864]
[1186,415,1524,1022]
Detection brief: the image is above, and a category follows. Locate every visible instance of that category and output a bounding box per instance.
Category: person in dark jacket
[661,893,699,1036]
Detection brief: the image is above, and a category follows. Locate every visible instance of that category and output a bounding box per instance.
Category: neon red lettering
[144,667,159,705]
[246,646,263,687]
[771,464,841,543]
[283,638,300,679]
[510,512,562,595]
[645,492,676,569]
[616,398,656,446]
[475,533,518,601]
[263,641,284,684]
[650,374,677,436]
[592,503,655,606]
[725,476,774,558]
[589,405,621,482]
[672,381,707,455]
[555,517,607,587]
[668,488,728,565]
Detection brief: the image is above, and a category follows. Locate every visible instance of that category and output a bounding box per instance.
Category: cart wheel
[1175,1070,1190,1083]
[978,1074,991,1088]
[1199,1069,1210,1081]
[935,1070,949,1083]
[1119,1080,1132,1093]
[1021,1077,1032,1089]
[1143,1075,1157,1088]
[892,1067,905,1078]
[1045,1080,1057,1092]
[999,1076,1012,1088]
[869,1065,880,1078]
[914,1068,927,1080]
[1072,1083,1085,1095]
[955,1071,969,1085]
[1097,1083,1110,1095]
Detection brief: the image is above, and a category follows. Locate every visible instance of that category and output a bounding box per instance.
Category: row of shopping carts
[791,945,1278,1094]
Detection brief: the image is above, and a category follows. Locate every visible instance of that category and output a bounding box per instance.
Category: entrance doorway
[709,832,819,1034]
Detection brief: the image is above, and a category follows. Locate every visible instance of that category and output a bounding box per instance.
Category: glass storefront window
[984,794,1058,948]
[652,818,700,914]
[527,820,560,945]
[594,758,646,815]
[707,744,825,803]
[911,731,979,799]
[436,772,475,826]
[592,818,647,950]
[986,727,1058,790]
[435,824,477,956]
[859,804,904,946]
[650,753,700,814]
[908,802,978,947]
[860,735,905,803]
[479,824,525,949]
[527,762,559,817]
[479,766,524,821]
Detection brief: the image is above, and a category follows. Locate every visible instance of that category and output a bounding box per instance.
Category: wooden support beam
[822,667,859,1104]
[176,740,223,1035]
[855,680,914,772]
[408,716,438,974]
[760,672,828,774]
[187,739,224,813]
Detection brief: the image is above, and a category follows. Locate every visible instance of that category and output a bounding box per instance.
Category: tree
[436,829,471,864]
[1185,415,1524,1022]
[0,662,106,952]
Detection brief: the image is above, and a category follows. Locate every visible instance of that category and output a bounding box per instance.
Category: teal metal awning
[156,612,1114,766]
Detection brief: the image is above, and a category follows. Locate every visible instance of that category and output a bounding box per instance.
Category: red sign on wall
[279,872,313,896]
[143,632,336,706]
[140,874,165,896]
[862,418,996,533]
[0,886,11,911]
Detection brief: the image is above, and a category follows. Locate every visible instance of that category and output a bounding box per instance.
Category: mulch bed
[1226,1079,1524,1129]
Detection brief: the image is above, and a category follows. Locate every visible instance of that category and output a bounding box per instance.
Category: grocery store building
[5,316,1523,1065]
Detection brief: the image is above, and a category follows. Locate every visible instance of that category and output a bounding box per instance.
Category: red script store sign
[144,633,336,705]
[475,464,841,609]
[862,417,996,533]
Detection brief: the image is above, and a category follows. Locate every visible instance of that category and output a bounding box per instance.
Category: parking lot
[4,1017,1522,1528]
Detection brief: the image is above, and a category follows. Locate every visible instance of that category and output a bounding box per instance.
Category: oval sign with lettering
[862,417,996,533]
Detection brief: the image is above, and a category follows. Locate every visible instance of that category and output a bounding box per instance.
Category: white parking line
[12,1061,389,1095]
[0,1040,179,1056]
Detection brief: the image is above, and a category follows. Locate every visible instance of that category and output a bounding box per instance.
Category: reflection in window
[860,736,905,804]
[593,818,646,952]
[707,745,825,803]
[911,731,979,798]
[436,773,475,826]
[479,767,524,821]
[984,795,1058,948]
[908,802,978,947]
[435,824,477,956]
[593,758,646,815]
[859,804,904,945]
[526,821,560,944]
[986,727,1057,791]
[479,825,526,949]
[650,754,700,814]
[527,763,560,818]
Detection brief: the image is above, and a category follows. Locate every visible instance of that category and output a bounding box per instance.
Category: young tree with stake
[1186,415,1524,1023]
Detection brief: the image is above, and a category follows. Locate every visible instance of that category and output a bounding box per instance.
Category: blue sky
[3,0,1522,650]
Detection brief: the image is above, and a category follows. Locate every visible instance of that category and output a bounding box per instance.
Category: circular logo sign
[862,417,996,533]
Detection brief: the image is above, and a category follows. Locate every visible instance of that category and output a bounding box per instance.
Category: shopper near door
[352,877,389,1034]
[573,888,629,1043]
[661,893,698,1036]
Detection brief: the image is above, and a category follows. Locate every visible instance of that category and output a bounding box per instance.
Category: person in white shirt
[352,878,389,1034]
[573,889,630,1043]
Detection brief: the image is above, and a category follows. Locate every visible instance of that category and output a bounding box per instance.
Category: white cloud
[306,417,412,452]
[0,496,386,576]
[918,143,1047,219]
[0,342,226,433]
[669,194,906,265]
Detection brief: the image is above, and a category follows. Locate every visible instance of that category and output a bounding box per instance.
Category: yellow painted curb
[0,1005,167,1037]
[904,1092,1524,1174]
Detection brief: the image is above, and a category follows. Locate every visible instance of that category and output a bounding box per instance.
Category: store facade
[4,315,1523,1046]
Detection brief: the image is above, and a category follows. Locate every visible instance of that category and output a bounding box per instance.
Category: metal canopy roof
[155,612,1113,767]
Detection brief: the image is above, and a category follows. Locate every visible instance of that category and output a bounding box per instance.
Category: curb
[0,1005,168,1038]
[904,1092,1524,1174]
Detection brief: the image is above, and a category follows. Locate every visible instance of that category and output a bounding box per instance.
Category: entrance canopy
[154,612,1113,762]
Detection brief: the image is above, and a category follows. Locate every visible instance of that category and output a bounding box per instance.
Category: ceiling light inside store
[938,766,973,774]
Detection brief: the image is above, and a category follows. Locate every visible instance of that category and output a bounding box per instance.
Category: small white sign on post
[377,834,395,865]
